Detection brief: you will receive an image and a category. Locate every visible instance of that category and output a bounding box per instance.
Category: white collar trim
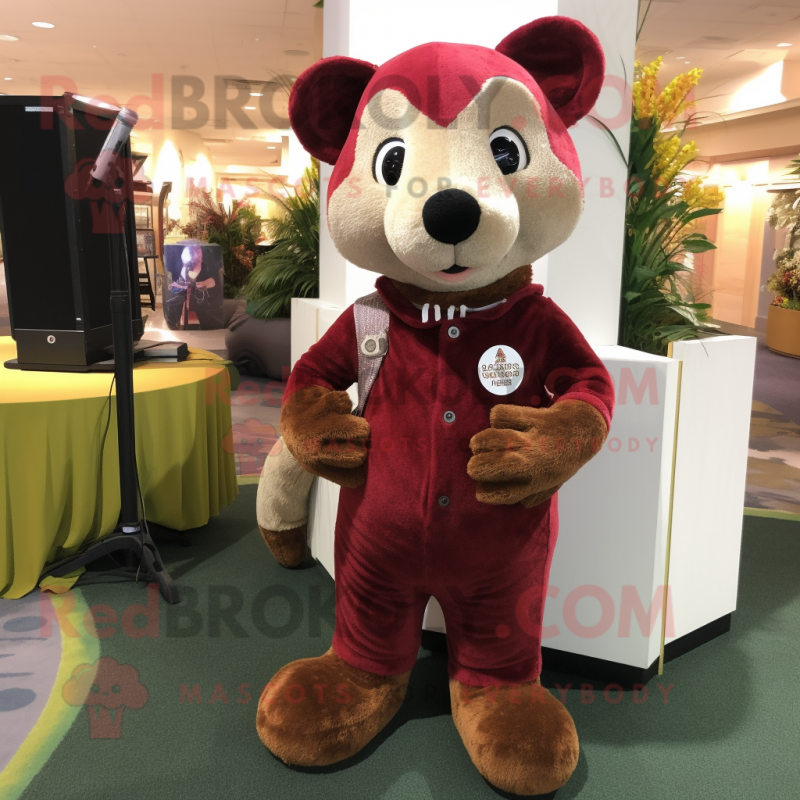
[417,299,507,323]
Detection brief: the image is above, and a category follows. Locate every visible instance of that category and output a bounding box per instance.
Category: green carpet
[16,487,800,799]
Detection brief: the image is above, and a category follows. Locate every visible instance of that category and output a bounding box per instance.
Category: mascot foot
[259,524,307,568]
[450,678,579,796]
[257,648,410,766]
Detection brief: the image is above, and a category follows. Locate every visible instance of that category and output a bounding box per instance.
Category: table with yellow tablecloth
[0,336,238,598]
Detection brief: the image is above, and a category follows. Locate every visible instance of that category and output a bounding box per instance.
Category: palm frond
[184,189,263,297]
[241,159,320,319]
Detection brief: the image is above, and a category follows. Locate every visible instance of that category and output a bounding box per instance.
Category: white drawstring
[417,298,506,322]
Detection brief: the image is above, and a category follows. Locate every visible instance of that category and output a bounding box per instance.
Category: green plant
[766,155,800,312]
[618,57,724,355]
[242,159,320,319]
[186,191,262,297]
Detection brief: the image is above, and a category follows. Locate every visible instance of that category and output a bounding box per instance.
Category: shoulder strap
[353,291,390,417]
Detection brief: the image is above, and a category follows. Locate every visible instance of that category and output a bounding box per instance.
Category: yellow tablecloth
[0,337,238,598]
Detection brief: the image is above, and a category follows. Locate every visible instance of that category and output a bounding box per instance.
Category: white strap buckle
[360,333,388,358]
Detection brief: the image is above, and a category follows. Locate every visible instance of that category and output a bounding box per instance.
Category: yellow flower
[633,57,662,120]
[651,137,698,185]
[681,177,725,209]
[633,57,703,125]
[653,135,680,176]
[656,68,703,126]
[682,177,703,207]
[700,185,725,209]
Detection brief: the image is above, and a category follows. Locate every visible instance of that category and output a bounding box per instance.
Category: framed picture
[162,241,225,330]
[134,202,152,228]
[136,229,156,258]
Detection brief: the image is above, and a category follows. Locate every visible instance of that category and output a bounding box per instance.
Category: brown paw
[259,525,307,568]
[281,386,370,487]
[450,678,579,796]
[468,400,607,505]
[257,649,410,766]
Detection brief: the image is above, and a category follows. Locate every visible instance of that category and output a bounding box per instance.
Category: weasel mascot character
[255,16,615,796]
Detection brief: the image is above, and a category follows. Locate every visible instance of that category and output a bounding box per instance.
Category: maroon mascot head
[289,16,604,293]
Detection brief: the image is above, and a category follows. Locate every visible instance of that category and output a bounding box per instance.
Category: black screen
[0,100,76,330]
[0,95,141,338]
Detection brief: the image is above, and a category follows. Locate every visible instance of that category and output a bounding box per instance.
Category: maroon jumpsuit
[285,276,615,686]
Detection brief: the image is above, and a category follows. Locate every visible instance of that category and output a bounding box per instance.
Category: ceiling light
[244,106,256,110]
[32,22,55,29]
[250,92,263,97]
[0,34,20,42]
[675,56,685,60]
[777,42,792,47]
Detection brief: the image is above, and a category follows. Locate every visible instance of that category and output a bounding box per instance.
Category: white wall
[319,0,636,343]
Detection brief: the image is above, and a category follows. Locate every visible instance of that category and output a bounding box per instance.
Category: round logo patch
[478,345,524,396]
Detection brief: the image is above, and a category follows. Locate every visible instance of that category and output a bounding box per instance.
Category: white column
[548,0,637,345]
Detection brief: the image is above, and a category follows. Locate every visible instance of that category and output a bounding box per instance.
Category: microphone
[89,105,139,184]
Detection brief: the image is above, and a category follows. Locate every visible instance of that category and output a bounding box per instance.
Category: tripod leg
[139,544,181,605]
[42,529,181,605]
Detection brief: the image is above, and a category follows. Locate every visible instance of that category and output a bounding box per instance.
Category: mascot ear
[496,16,605,128]
[289,56,377,164]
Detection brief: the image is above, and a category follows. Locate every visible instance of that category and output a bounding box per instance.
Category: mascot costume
[255,16,615,796]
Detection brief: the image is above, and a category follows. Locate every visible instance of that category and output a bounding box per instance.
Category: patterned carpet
[228,376,284,479]
[747,335,800,517]
[746,402,800,516]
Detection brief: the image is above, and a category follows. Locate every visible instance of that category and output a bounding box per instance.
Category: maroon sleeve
[285,306,359,397]
[538,298,615,428]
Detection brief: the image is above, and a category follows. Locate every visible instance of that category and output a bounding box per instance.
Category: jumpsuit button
[438,495,450,508]
[447,325,460,339]
[443,410,456,424]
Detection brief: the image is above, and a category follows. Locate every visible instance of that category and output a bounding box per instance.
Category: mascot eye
[490,127,529,175]
[374,138,405,186]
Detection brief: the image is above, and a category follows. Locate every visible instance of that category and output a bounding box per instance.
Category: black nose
[422,189,481,245]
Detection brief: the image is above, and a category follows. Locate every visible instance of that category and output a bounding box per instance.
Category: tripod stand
[42,105,179,604]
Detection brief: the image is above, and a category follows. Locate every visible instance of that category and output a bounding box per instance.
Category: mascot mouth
[436,264,474,283]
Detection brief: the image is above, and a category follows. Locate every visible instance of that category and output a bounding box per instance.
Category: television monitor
[0,93,143,369]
